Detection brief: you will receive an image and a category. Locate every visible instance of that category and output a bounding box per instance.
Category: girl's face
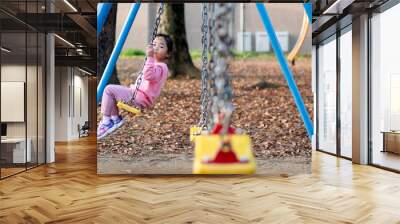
[152,36,169,61]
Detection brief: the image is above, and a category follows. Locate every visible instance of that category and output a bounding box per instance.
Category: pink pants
[101,84,140,116]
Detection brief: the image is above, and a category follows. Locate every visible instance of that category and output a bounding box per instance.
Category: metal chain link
[209,3,234,135]
[131,3,165,106]
[207,3,217,130]
[198,3,209,130]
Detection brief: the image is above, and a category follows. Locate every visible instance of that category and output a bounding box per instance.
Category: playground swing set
[97,3,313,174]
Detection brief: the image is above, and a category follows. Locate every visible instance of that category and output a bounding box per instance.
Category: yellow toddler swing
[191,3,255,174]
[193,108,256,174]
[117,101,141,115]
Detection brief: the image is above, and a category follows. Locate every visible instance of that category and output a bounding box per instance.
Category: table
[1,138,32,164]
[381,131,400,154]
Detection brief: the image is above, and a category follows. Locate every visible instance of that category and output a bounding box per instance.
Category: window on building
[317,35,337,155]
[339,27,352,158]
[370,3,400,171]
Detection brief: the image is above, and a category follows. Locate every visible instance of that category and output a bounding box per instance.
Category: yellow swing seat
[193,135,256,174]
[190,126,202,142]
[190,126,209,142]
[117,101,141,116]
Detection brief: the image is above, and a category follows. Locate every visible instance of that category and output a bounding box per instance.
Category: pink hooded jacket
[131,57,169,108]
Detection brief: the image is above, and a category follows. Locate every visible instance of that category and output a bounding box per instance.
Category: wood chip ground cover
[98,58,312,161]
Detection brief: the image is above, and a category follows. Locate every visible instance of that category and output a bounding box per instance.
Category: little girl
[98,34,173,139]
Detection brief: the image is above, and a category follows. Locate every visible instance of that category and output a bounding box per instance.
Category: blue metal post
[256,3,314,138]
[97,3,113,36]
[97,3,141,103]
[303,3,312,24]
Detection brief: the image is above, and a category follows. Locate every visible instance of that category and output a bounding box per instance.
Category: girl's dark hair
[155,33,173,54]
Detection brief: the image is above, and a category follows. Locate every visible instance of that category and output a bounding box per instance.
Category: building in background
[116,3,312,55]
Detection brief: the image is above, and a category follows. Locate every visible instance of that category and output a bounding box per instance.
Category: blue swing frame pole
[97,3,141,103]
[97,3,113,37]
[256,3,314,138]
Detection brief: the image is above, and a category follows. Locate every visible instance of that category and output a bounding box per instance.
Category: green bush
[232,51,276,59]
[125,48,311,60]
[121,49,145,57]
[190,50,275,60]
[296,53,311,59]
[190,50,202,60]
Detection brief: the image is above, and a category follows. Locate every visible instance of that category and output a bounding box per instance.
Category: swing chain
[131,3,165,106]
[199,3,209,130]
[210,3,234,135]
[150,4,165,43]
[207,3,217,130]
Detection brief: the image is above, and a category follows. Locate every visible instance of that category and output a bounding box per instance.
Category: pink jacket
[131,57,168,108]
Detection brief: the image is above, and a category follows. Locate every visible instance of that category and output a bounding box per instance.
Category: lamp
[63,0,78,12]
[54,34,75,48]
[1,47,11,53]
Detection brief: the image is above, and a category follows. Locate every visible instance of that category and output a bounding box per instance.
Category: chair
[78,121,90,138]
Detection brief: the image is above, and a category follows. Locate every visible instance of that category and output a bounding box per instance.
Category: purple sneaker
[97,121,114,140]
[109,116,125,133]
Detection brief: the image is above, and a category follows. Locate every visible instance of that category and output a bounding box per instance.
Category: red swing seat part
[206,123,240,163]
[210,123,236,135]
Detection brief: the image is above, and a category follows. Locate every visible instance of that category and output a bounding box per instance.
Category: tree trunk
[98,4,120,85]
[159,3,199,78]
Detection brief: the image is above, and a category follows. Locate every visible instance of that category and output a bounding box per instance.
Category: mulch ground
[98,57,312,160]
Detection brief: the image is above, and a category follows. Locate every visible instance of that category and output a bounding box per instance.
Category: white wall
[71,72,89,138]
[55,66,69,141]
[54,67,89,141]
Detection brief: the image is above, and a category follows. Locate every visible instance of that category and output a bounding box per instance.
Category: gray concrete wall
[54,67,89,141]
[116,3,311,55]
[116,3,151,51]
[237,3,312,54]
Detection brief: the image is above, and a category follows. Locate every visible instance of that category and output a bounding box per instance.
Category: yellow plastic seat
[190,126,202,142]
[117,101,141,116]
[193,135,256,174]
[190,126,210,142]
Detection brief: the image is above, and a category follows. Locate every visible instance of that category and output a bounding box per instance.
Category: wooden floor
[373,150,400,171]
[1,136,400,223]
[1,167,26,178]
